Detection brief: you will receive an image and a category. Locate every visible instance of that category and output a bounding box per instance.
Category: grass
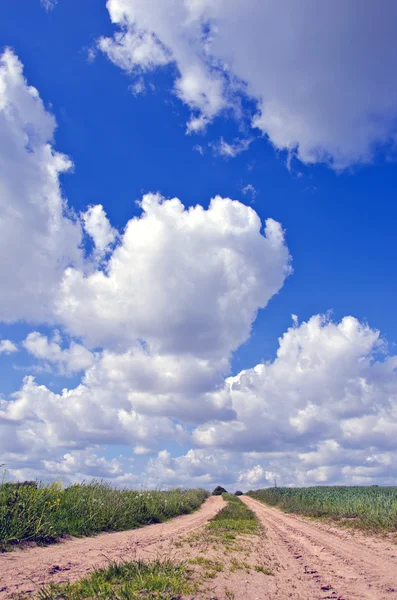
[0,480,209,550]
[206,493,258,540]
[248,486,397,531]
[21,559,197,600]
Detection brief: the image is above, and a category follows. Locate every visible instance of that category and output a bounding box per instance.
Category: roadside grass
[21,559,197,600]
[0,481,209,550]
[247,487,397,532]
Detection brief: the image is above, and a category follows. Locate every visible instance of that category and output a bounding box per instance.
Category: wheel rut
[242,496,397,600]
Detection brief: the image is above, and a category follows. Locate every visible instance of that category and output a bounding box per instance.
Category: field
[247,485,397,530]
[0,480,209,550]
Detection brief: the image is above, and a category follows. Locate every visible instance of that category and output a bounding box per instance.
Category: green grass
[0,480,209,550]
[25,559,197,600]
[208,493,258,536]
[184,493,258,547]
[247,486,397,531]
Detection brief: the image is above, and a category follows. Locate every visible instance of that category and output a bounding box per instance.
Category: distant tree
[235,490,243,496]
[212,485,228,496]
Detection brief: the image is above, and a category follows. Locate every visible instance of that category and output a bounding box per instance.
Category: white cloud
[0,49,82,323]
[42,450,124,479]
[81,204,118,260]
[0,339,18,354]
[101,0,397,168]
[193,144,204,155]
[241,184,256,202]
[129,77,146,95]
[133,445,152,455]
[210,137,252,159]
[40,0,58,11]
[192,314,397,486]
[238,465,272,487]
[23,331,95,375]
[56,193,291,356]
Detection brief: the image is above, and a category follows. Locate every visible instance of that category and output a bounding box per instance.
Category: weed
[19,559,197,600]
[254,565,273,575]
[0,481,209,550]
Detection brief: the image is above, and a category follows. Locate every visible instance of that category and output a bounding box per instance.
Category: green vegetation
[0,480,209,550]
[212,485,228,495]
[30,559,197,600]
[208,493,258,538]
[248,486,397,531]
[188,556,224,578]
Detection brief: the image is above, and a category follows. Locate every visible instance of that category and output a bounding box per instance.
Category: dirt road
[0,496,224,599]
[3,495,397,599]
[242,496,397,600]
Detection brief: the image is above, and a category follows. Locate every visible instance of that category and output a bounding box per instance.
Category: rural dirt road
[242,495,397,600]
[0,496,224,599]
[2,495,397,599]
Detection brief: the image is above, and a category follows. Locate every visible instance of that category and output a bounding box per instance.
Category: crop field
[0,480,209,550]
[247,486,397,530]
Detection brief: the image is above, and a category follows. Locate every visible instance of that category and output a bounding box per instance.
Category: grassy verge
[247,486,397,532]
[207,493,258,540]
[23,559,197,600]
[0,481,209,550]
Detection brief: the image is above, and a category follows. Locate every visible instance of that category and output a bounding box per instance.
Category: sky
[1,0,397,490]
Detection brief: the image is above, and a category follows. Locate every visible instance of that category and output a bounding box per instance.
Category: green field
[247,486,397,531]
[0,481,209,550]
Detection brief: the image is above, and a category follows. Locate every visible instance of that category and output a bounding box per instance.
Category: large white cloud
[56,193,290,356]
[190,314,397,485]
[100,0,397,168]
[0,49,82,322]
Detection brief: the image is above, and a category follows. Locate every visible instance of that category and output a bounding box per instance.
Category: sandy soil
[0,496,224,598]
[241,496,397,600]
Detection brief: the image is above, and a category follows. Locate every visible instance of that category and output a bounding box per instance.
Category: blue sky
[1,0,397,489]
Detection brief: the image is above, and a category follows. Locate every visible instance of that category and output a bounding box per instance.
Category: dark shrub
[235,490,243,496]
[212,486,228,496]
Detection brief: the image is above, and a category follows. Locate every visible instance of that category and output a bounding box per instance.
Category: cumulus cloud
[146,448,236,488]
[0,339,18,355]
[81,204,118,260]
[190,314,397,485]
[23,331,95,375]
[56,193,291,355]
[100,0,397,168]
[0,49,82,323]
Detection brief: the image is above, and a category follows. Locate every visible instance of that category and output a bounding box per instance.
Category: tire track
[242,496,397,600]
